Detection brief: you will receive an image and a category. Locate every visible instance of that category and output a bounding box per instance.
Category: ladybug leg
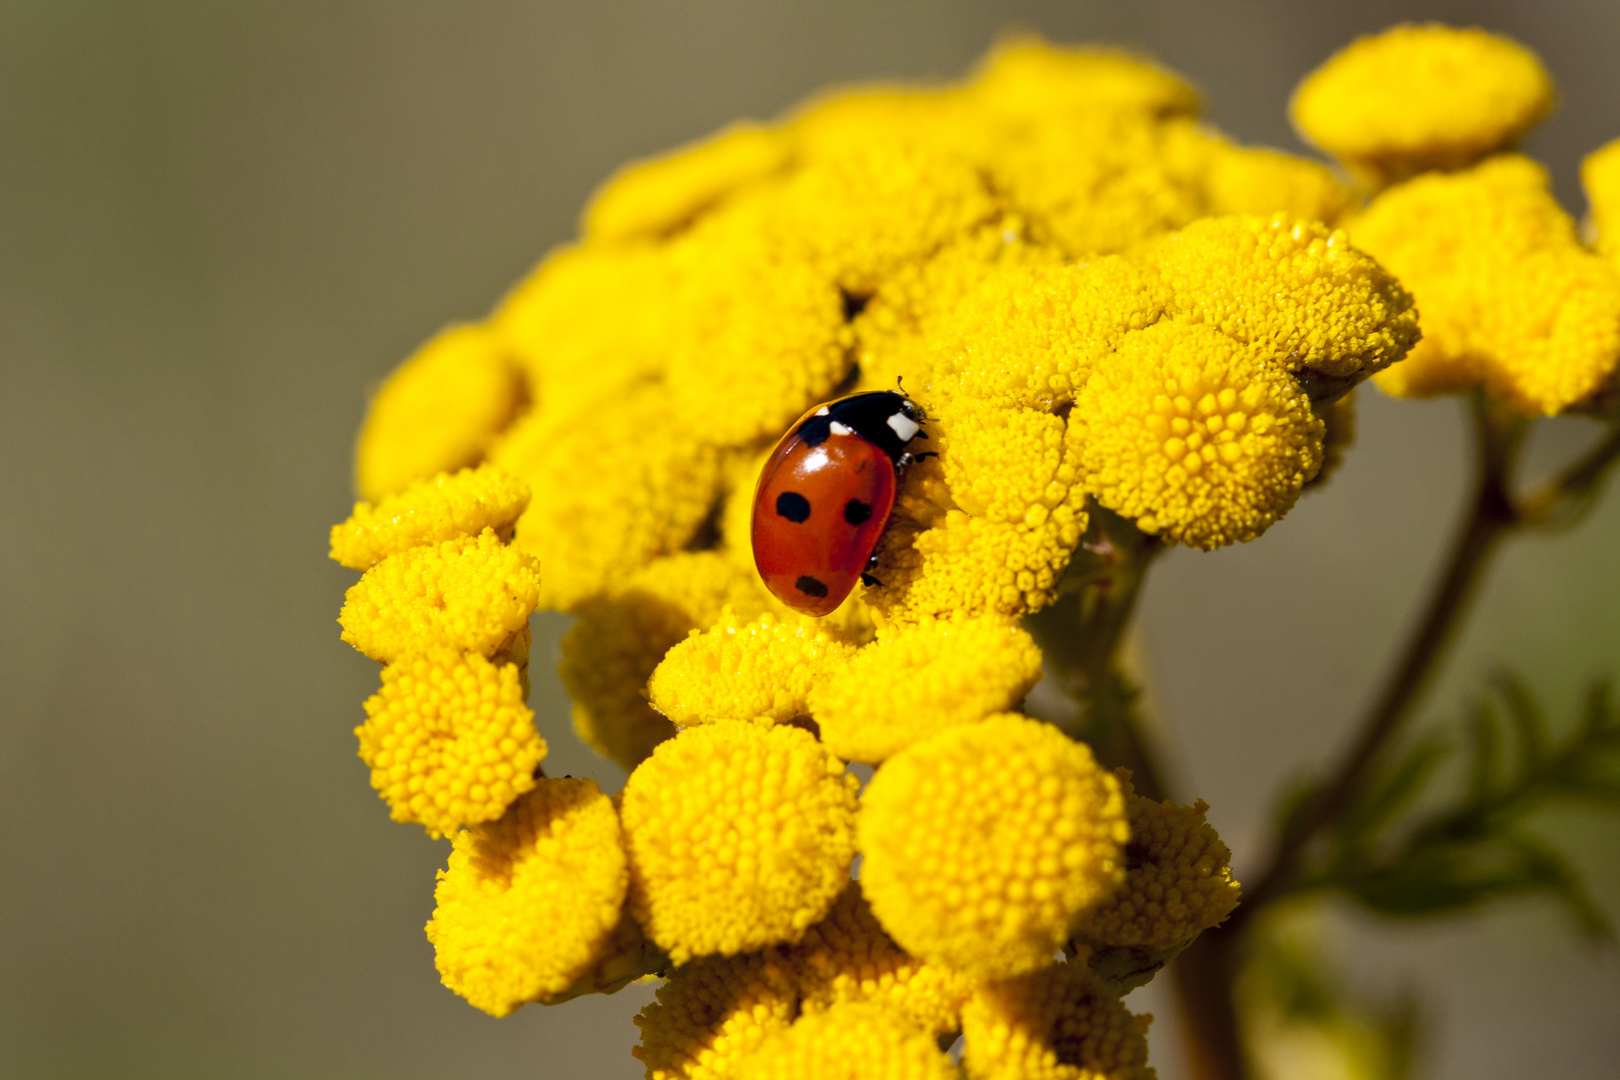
[860,572,884,588]
[897,450,939,469]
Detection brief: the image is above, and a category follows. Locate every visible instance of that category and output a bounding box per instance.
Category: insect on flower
[751,389,931,616]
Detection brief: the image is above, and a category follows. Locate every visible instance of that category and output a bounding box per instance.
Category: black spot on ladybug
[844,498,872,525]
[775,491,812,523]
[797,414,832,447]
[795,575,829,598]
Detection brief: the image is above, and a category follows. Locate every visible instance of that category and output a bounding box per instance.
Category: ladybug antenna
[895,375,928,420]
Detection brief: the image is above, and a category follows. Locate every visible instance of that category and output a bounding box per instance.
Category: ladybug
[751,389,932,616]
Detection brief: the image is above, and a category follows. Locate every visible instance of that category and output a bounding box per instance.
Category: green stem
[1028,507,1170,799]
[1167,395,1526,1080]
[1232,396,1526,921]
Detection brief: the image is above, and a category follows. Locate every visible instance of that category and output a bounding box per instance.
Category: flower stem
[1233,394,1526,921]
[1171,393,1528,1080]
[1027,506,1170,799]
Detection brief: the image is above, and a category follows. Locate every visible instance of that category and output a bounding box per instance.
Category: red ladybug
[751,390,931,616]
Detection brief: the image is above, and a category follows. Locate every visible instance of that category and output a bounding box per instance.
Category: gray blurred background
[2,2,1616,1077]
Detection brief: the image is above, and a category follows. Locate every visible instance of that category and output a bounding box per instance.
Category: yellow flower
[493,241,678,416]
[771,140,999,294]
[338,528,539,663]
[1075,772,1240,950]
[1143,215,1420,390]
[584,122,791,244]
[634,948,799,1080]
[659,220,854,448]
[1291,23,1555,190]
[620,722,859,963]
[559,552,778,770]
[329,463,531,571]
[354,323,525,502]
[986,108,1202,260]
[356,649,543,836]
[858,715,1127,980]
[1354,154,1620,415]
[426,777,628,1017]
[1170,131,1353,225]
[733,1002,959,1080]
[491,382,723,611]
[1584,137,1620,261]
[970,37,1200,122]
[960,959,1154,1080]
[1072,321,1325,549]
[869,394,1089,622]
[787,884,975,1037]
[649,612,857,727]
[811,616,1044,763]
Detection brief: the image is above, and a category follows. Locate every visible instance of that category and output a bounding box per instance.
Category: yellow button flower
[634,949,799,1080]
[492,382,723,611]
[1353,154,1620,415]
[356,648,543,837]
[1073,321,1325,549]
[771,140,999,294]
[787,884,975,1037]
[734,1002,959,1080]
[1075,773,1240,950]
[660,221,853,447]
[871,399,1090,622]
[584,122,791,244]
[338,528,540,663]
[858,715,1127,980]
[811,616,1043,764]
[621,722,860,963]
[1584,137,1620,261]
[933,258,1157,411]
[425,777,628,1017]
[1168,128,1352,225]
[494,241,679,415]
[960,960,1154,1080]
[1291,23,1555,190]
[559,552,778,770]
[649,612,857,727]
[970,36,1199,122]
[1144,214,1420,387]
[987,108,1202,259]
[329,463,531,571]
[355,322,525,502]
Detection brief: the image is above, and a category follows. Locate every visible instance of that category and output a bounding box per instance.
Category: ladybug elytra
[750,390,931,616]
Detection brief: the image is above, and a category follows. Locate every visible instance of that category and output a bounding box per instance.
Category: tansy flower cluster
[322,21,1620,1076]
[1292,23,1620,416]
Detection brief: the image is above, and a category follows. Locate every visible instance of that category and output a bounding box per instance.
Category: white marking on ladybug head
[829,421,854,436]
[887,412,920,443]
[815,406,831,416]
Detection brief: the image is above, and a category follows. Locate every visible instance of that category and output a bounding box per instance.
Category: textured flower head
[1353,155,1620,415]
[426,777,629,1017]
[733,1002,959,1080]
[1076,771,1241,950]
[858,714,1128,980]
[960,959,1155,1080]
[357,648,543,836]
[620,721,860,963]
[1292,23,1555,191]
[633,949,799,1080]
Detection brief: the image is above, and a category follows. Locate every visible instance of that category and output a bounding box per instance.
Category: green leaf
[1493,672,1548,773]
